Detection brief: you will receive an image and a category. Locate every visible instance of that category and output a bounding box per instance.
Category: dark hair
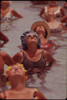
[44,29,48,38]
[20,30,41,50]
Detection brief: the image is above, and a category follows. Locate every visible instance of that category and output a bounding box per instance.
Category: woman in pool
[44,13,65,33]
[13,31,55,74]
[1,1,23,20]
[39,1,65,18]
[31,21,56,51]
[0,31,9,47]
[0,63,47,99]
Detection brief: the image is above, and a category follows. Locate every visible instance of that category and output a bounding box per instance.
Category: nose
[15,68,18,71]
[31,36,34,39]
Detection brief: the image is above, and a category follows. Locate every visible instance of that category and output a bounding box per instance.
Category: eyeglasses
[26,34,37,38]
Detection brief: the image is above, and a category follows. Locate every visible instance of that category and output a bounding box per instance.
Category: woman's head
[1,1,11,10]
[31,21,50,39]
[6,63,27,85]
[20,31,41,50]
[35,25,48,38]
[48,1,57,7]
[45,13,56,22]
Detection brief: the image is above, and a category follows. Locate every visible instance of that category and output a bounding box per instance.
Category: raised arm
[11,9,23,18]
[13,52,23,63]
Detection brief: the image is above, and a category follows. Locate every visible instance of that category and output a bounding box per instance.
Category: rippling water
[0,1,67,99]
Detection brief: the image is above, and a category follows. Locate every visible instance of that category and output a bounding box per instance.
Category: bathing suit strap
[33,89,38,99]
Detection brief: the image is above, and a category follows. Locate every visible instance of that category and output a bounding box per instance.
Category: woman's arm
[34,89,47,99]
[39,7,45,17]
[0,51,15,66]
[0,32,9,45]
[52,41,56,46]
[61,16,67,22]
[11,9,23,18]
[44,51,55,66]
[60,8,65,16]
[13,52,23,63]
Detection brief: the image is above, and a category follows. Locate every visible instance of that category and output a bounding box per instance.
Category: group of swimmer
[0,1,67,99]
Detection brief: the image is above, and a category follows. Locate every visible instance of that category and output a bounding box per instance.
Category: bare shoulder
[0,91,6,99]
[0,51,8,57]
[13,51,23,63]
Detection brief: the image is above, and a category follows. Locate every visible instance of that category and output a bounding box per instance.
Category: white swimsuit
[3,8,12,19]
[44,6,61,16]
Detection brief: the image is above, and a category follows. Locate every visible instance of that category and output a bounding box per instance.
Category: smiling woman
[0,63,47,99]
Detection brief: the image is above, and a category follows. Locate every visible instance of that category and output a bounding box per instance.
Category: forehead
[11,65,21,68]
[26,33,35,35]
[36,25,44,28]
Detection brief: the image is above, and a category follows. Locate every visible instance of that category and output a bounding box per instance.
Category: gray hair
[20,30,41,50]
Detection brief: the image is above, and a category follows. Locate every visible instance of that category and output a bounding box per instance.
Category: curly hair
[6,63,27,85]
[20,30,41,50]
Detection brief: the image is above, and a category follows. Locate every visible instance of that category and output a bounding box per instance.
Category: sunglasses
[26,34,37,38]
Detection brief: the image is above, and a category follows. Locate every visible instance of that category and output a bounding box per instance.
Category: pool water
[0,1,67,99]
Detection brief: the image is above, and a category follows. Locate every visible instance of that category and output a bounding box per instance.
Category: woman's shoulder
[0,90,8,99]
[0,92,4,99]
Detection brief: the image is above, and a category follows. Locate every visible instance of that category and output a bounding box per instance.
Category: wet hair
[34,26,48,39]
[20,30,41,50]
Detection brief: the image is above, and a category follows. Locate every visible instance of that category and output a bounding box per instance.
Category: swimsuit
[0,8,13,21]
[50,26,62,33]
[1,89,38,99]
[21,50,46,74]
[44,6,61,17]
[40,40,53,50]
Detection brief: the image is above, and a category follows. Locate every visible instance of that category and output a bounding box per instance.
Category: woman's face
[9,65,25,78]
[1,1,10,10]
[25,33,38,45]
[36,25,45,33]
[35,25,46,37]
